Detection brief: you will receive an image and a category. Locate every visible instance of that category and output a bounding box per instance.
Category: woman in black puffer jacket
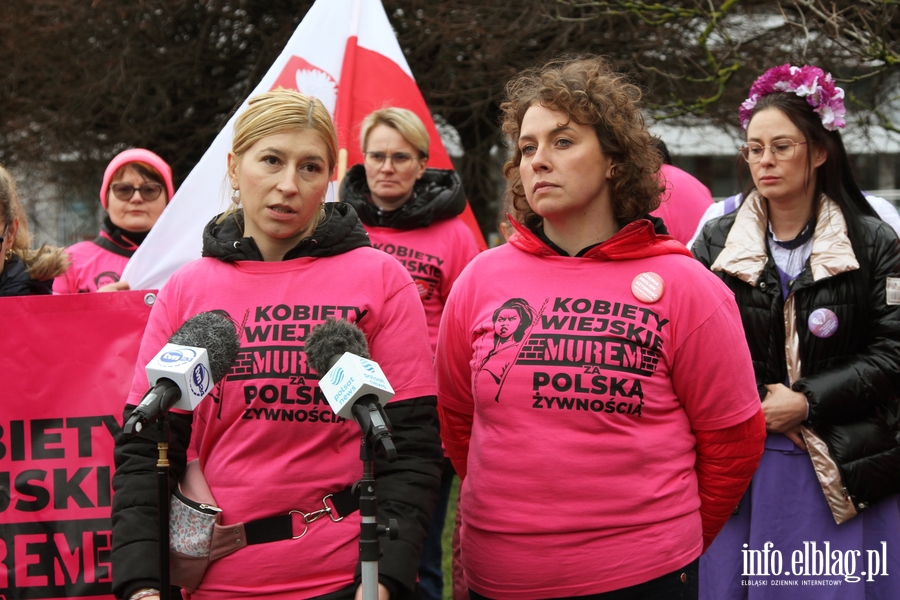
[694,65,900,599]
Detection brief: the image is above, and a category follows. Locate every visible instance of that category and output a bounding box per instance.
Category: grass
[441,476,461,599]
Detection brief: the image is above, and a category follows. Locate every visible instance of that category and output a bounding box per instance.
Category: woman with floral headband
[694,65,900,598]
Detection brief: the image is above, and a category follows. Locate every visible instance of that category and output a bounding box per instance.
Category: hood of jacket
[201,201,370,262]
[710,190,859,286]
[339,164,466,229]
[507,215,691,261]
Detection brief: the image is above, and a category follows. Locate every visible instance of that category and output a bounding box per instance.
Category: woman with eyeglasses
[694,65,900,599]
[339,108,479,350]
[53,148,174,293]
[0,164,69,296]
[339,107,479,600]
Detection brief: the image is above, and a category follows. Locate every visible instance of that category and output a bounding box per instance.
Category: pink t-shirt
[436,227,759,598]
[53,238,130,293]
[364,217,479,352]
[126,247,436,599]
[651,164,714,246]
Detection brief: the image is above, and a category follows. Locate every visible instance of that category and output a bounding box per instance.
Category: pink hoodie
[651,164,714,246]
[436,219,760,598]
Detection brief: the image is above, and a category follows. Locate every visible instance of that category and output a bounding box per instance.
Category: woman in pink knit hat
[53,148,174,293]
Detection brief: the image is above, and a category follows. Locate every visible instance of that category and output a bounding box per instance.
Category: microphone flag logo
[189,363,212,397]
[160,348,199,367]
[330,367,345,386]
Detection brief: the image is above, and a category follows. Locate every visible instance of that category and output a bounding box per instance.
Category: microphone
[124,311,241,436]
[305,318,396,460]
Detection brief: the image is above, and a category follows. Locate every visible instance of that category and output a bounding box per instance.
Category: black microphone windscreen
[305,317,370,375]
[168,311,241,383]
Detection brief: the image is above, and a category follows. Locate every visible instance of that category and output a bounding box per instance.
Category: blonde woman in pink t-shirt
[339,107,480,600]
[435,56,768,600]
[111,90,442,600]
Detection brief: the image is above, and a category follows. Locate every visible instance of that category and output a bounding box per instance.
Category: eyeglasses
[740,139,808,163]
[110,182,165,202]
[0,222,8,246]
[364,151,418,171]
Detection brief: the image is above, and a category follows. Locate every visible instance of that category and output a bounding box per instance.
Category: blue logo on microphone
[329,367,345,386]
[361,360,376,373]
[189,363,211,397]
[160,348,198,368]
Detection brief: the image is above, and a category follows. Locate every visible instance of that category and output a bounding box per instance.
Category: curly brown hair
[501,56,663,229]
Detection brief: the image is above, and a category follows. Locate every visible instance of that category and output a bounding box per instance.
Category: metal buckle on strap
[322,493,346,523]
[287,494,345,539]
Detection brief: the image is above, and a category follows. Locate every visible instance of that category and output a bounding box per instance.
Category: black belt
[243,486,360,545]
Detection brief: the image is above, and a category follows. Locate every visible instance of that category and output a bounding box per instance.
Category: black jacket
[0,253,53,296]
[111,203,443,599]
[339,164,466,229]
[694,192,900,513]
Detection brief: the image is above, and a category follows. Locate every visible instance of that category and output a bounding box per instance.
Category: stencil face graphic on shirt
[474,298,539,402]
[474,297,668,418]
[372,242,443,300]
[222,303,369,424]
[93,271,120,289]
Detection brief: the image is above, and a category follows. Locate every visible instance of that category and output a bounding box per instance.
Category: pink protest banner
[0,291,153,599]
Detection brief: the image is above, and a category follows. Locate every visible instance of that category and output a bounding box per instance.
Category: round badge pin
[632,272,665,303]
[808,308,839,338]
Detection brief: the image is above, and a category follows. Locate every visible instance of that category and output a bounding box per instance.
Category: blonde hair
[360,107,429,158]
[221,89,338,225]
[233,89,338,168]
[0,164,69,280]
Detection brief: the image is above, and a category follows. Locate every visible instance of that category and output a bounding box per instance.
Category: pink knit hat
[100,148,175,209]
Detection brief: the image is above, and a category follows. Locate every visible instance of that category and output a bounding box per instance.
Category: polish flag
[124,0,486,291]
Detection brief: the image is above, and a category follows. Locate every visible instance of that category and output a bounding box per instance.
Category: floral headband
[739,64,846,132]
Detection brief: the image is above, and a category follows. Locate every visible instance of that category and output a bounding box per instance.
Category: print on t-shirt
[474,298,544,402]
[227,302,369,424]
[474,296,668,417]
[371,241,443,300]
[91,271,120,291]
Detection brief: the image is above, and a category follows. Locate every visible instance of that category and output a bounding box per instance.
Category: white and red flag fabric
[124,0,486,291]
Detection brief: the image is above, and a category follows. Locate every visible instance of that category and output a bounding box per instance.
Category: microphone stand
[125,394,175,600]
[352,400,398,600]
[156,417,171,600]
